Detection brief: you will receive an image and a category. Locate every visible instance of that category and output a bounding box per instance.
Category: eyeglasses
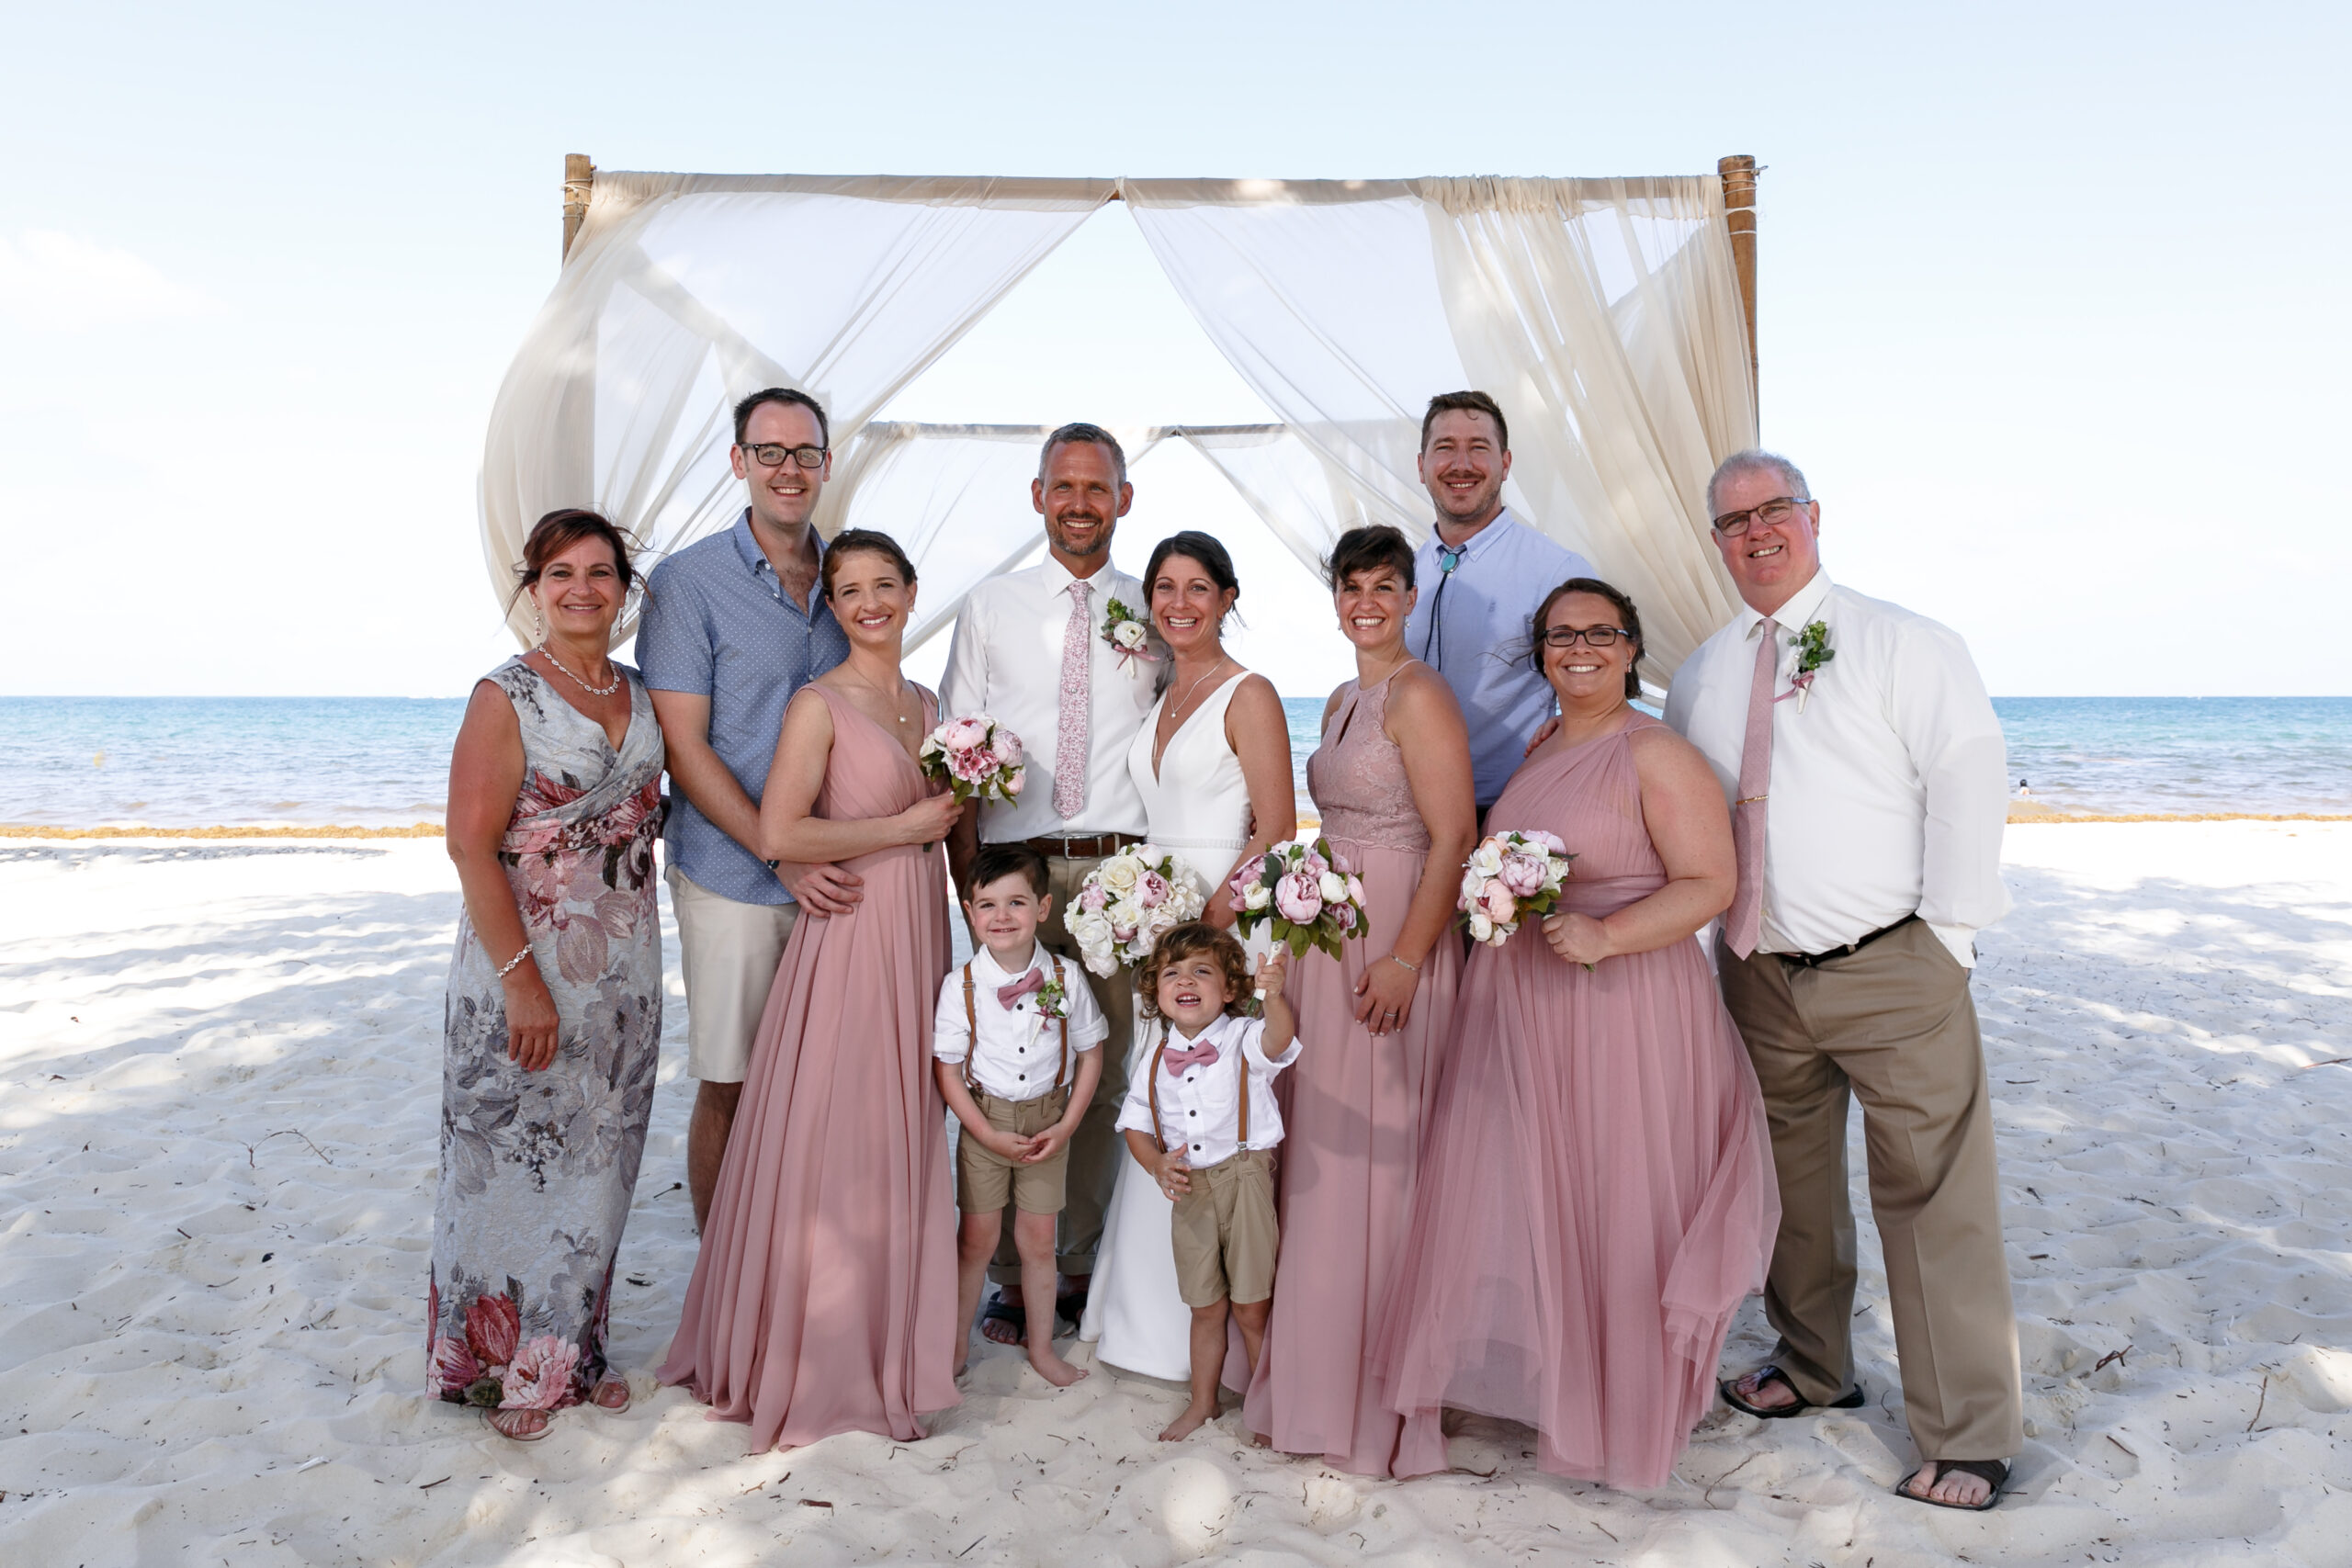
[1539,626,1634,649]
[740,442,828,470]
[1710,495,1812,537]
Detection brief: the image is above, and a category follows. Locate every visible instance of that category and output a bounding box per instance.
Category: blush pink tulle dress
[1244,668,1463,1476]
[658,683,959,1450]
[1372,714,1779,1488]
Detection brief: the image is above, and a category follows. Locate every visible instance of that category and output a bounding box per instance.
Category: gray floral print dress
[427,656,665,1412]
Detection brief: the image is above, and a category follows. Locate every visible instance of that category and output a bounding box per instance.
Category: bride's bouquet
[1227,835,1368,963]
[1456,829,1575,948]
[917,715,1025,805]
[1066,844,1206,977]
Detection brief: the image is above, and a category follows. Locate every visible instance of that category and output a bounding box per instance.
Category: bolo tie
[1419,541,1468,668]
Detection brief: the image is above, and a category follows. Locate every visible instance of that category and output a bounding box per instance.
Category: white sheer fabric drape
[1126,176,1756,675]
[479,175,1110,645]
[1170,424,1372,576]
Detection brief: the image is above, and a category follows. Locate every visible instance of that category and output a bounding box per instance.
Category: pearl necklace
[537,645,623,697]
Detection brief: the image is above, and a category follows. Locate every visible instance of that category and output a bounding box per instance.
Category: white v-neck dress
[1079,671,1253,1381]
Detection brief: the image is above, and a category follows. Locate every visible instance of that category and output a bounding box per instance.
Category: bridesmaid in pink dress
[1374,577,1780,1489]
[660,531,967,1450]
[1244,525,1475,1475]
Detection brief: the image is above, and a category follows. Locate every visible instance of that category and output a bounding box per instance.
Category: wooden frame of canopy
[558,151,1763,400]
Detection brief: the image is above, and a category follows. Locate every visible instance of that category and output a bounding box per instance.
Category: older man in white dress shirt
[1664,450,2021,1511]
[941,423,1160,1338]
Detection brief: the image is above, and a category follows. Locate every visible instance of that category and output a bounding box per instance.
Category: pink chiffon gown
[1373,714,1779,1488]
[1244,669,1462,1475]
[658,683,959,1450]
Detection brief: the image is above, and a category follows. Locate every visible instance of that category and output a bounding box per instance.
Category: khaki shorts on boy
[1169,1148,1277,1307]
[957,1088,1073,1214]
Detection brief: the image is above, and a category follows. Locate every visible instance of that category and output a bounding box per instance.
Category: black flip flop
[1894,1458,2008,1512]
[1056,1285,1089,1332]
[1718,1364,1865,1419]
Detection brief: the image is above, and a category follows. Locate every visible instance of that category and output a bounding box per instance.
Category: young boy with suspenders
[935,845,1107,1386]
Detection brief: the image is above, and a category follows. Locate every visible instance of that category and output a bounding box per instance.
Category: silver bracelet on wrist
[1386,953,1421,973]
[497,944,534,978]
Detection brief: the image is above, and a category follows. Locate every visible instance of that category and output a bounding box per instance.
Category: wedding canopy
[480,160,1762,682]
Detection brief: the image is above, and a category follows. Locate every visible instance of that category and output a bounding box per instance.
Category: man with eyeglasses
[1400,391,1593,816]
[1664,449,2019,1512]
[638,387,854,1233]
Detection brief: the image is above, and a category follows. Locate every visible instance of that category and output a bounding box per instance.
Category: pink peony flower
[1332,899,1358,931]
[1137,870,1169,909]
[502,1334,580,1410]
[1002,767,1024,795]
[1275,869,1324,924]
[1345,873,1367,905]
[994,730,1023,765]
[1479,879,1518,925]
[1080,884,1107,912]
[949,747,990,783]
[944,716,989,751]
[1301,850,1329,879]
[1112,923,1137,945]
[464,1292,520,1369]
[1521,829,1568,856]
[432,1336,481,1394]
[1498,852,1545,897]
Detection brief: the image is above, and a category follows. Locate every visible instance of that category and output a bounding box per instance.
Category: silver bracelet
[1385,952,1421,973]
[497,944,534,978]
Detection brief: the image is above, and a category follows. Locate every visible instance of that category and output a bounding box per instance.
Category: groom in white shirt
[941,423,1159,1339]
[1665,450,2022,1510]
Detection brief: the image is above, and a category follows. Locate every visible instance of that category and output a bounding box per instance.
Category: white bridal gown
[1080,671,1254,1382]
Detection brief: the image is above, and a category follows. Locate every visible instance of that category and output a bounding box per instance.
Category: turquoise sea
[1,695,2346,828]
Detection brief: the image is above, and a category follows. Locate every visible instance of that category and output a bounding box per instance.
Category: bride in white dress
[1080,532,1296,1383]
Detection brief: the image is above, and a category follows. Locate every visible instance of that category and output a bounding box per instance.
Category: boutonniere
[1778,619,1836,713]
[1034,973,1070,1020]
[1101,597,1159,674]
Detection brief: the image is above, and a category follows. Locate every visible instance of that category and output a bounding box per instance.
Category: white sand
[3,822,2350,1565]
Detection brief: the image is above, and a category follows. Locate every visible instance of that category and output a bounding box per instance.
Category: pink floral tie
[1724,616,1779,958]
[1053,580,1091,820]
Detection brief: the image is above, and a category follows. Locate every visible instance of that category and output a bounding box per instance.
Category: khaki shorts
[1169,1148,1277,1307]
[956,1088,1074,1214]
[668,866,800,1083]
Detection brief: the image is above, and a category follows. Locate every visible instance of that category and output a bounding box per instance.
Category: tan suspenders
[1145,1019,1249,1157]
[959,953,1072,1097]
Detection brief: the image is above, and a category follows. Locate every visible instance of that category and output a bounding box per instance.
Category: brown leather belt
[1021,832,1143,861]
[1777,914,1918,969]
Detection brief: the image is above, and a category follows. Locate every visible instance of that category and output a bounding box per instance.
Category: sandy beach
[3,821,2349,1565]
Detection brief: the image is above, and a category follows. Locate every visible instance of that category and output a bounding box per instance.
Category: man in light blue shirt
[638,387,851,1230]
[1401,391,1594,810]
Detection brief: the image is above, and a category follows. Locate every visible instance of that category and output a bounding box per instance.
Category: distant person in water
[636,388,854,1233]
[431,508,664,1441]
[1666,449,2020,1511]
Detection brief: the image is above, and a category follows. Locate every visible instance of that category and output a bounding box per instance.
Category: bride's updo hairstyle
[819,527,919,601]
[1528,576,1646,700]
[1143,530,1242,628]
[1322,524,1416,591]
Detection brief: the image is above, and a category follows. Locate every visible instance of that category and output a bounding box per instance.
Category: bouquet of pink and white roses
[917,715,1025,805]
[1456,829,1575,948]
[1227,835,1369,963]
[1066,844,1206,977]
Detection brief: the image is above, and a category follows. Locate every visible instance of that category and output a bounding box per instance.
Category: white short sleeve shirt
[933,941,1108,1100]
[1114,1013,1301,1168]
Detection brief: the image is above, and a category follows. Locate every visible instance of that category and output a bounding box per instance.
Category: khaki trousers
[668,867,801,1084]
[986,850,1136,1286]
[1717,918,2023,1461]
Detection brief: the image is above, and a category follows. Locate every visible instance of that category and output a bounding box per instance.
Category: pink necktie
[1053,580,1091,820]
[1163,1038,1220,1071]
[996,968,1045,1009]
[1724,616,1779,958]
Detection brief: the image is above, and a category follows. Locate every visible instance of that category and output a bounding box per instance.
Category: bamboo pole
[1717,154,1758,404]
[562,152,595,262]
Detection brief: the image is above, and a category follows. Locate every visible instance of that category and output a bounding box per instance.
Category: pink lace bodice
[1306,671,1430,853]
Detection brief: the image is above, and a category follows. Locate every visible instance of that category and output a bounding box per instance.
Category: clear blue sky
[3,1,2343,697]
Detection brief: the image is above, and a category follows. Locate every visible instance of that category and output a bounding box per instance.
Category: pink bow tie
[1163,1038,1221,1072]
[997,969,1046,1009]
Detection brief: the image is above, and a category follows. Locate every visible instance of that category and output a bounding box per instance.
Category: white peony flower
[1317,870,1348,904]
[1467,840,1505,877]
[1244,882,1272,911]
[1468,912,1496,943]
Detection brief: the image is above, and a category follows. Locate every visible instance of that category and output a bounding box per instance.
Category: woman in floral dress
[429,509,666,1441]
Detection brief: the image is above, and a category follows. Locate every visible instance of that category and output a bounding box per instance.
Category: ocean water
[1,694,2346,829]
